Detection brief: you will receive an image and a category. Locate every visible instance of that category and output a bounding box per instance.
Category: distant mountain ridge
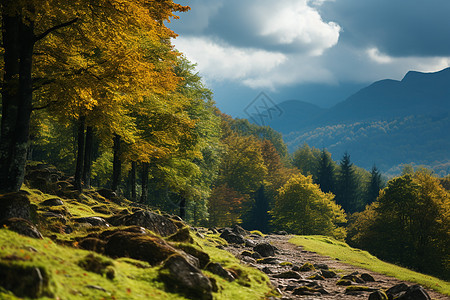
[259,68,450,176]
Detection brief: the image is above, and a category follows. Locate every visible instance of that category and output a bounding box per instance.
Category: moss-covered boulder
[167,226,194,243]
[159,255,213,300]
[175,244,211,269]
[104,231,178,265]
[0,218,42,239]
[0,263,52,298]
[107,210,178,237]
[0,191,31,221]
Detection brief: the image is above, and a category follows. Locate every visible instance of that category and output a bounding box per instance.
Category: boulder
[104,231,178,265]
[0,263,51,298]
[40,198,64,206]
[175,244,210,269]
[159,255,213,300]
[272,271,302,279]
[321,269,337,278]
[206,262,235,281]
[231,224,248,236]
[253,243,275,257]
[397,285,431,300]
[361,273,375,282]
[0,191,31,221]
[73,217,110,227]
[0,218,43,239]
[167,227,193,243]
[299,262,315,272]
[78,238,106,253]
[369,290,388,300]
[219,229,245,244]
[386,283,409,298]
[107,210,178,237]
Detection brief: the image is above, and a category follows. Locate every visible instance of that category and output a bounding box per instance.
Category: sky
[169,0,450,117]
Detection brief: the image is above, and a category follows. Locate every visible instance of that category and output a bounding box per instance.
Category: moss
[345,285,377,292]
[299,262,315,272]
[77,253,114,277]
[250,230,265,237]
[336,279,353,286]
[279,261,293,266]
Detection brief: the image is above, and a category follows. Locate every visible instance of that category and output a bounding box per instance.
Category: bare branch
[35,18,79,42]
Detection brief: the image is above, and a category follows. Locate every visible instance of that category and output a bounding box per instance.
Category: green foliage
[271,174,347,239]
[292,143,321,180]
[335,152,360,213]
[347,170,450,280]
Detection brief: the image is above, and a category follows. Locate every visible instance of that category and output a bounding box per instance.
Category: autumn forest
[1,0,449,286]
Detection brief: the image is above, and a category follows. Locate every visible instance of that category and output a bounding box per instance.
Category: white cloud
[367,48,393,64]
[173,37,287,83]
[256,0,341,55]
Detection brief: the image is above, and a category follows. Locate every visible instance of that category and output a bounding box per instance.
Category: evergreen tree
[366,165,383,205]
[335,152,359,213]
[317,149,335,194]
[243,185,270,233]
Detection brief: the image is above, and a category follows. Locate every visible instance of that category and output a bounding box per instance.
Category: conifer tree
[317,149,335,194]
[335,152,359,213]
[366,165,383,205]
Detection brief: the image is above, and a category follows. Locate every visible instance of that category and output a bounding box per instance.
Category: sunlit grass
[290,235,450,296]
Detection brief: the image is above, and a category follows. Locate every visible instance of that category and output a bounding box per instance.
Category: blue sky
[169,0,450,117]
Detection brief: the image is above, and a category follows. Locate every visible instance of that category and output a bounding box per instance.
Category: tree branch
[35,18,79,42]
[32,100,59,111]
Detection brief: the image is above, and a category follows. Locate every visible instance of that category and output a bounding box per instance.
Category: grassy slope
[0,188,273,300]
[290,235,450,296]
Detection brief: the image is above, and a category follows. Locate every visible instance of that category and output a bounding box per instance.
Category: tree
[348,171,450,280]
[0,0,189,193]
[335,152,359,213]
[317,148,335,194]
[292,143,320,180]
[271,173,346,239]
[208,184,245,227]
[366,165,383,205]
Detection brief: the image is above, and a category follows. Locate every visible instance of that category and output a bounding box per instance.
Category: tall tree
[317,148,335,194]
[366,165,383,205]
[335,152,359,213]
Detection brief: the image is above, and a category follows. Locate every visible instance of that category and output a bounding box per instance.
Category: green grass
[290,235,450,296]
[0,187,275,299]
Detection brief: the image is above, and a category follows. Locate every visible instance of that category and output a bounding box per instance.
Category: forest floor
[224,234,449,300]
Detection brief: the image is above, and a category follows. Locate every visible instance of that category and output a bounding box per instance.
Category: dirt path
[224,234,448,300]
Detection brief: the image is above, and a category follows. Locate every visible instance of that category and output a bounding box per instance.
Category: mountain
[259,68,450,176]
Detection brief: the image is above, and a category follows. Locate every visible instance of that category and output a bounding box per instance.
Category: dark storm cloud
[318,0,450,57]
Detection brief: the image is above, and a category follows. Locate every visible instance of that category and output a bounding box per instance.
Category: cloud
[173,37,287,83]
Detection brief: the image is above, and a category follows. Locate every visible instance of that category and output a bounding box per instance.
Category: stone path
[223,234,448,300]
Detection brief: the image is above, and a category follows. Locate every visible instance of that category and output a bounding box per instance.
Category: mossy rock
[336,279,353,286]
[104,231,178,266]
[77,253,115,279]
[0,263,52,298]
[167,227,194,243]
[175,244,210,269]
[345,285,378,293]
[279,261,293,266]
[299,262,315,272]
[293,286,320,296]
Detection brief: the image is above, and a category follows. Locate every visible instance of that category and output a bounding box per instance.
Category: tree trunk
[111,134,122,193]
[82,126,93,188]
[179,196,186,220]
[74,116,86,192]
[130,161,137,201]
[140,162,149,203]
[0,6,35,193]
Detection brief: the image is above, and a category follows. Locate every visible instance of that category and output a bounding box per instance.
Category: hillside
[264,68,450,175]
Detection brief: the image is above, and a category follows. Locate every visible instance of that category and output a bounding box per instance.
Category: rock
[314,263,329,270]
[77,254,113,276]
[159,255,213,300]
[369,290,389,300]
[232,224,248,236]
[398,285,431,300]
[299,262,315,272]
[25,165,63,193]
[104,231,178,265]
[40,198,64,206]
[167,227,194,243]
[0,191,31,221]
[292,286,321,296]
[321,269,337,278]
[307,273,325,280]
[361,273,375,282]
[85,285,107,292]
[220,230,245,244]
[386,283,409,297]
[261,266,273,274]
[0,263,51,298]
[41,212,67,223]
[345,286,378,293]
[274,230,288,235]
[257,257,281,264]
[107,210,178,237]
[241,250,253,257]
[206,262,235,281]
[253,243,276,257]
[78,238,106,253]
[251,251,262,259]
[175,244,210,269]
[272,271,302,279]
[242,256,257,264]
[96,188,118,200]
[342,274,365,283]
[336,279,353,286]
[245,239,256,247]
[73,217,110,227]
[0,218,43,239]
